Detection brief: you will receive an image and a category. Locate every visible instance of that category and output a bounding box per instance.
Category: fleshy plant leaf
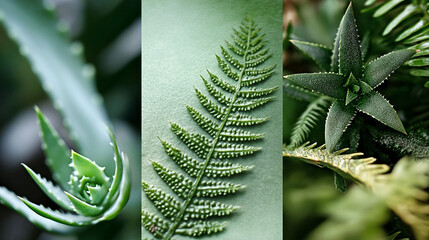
[338,3,362,78]
[363,49,417,88]
[290,40,332,71]
[22,164,74,212]
[70,151,110,186]
[285,73,346,99]
[356,92,406,134]
[35,106,72,190]
[325,102,356,152]
[284,2,414,151]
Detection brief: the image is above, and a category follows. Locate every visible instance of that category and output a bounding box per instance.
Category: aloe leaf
[71,151,109,186]
[0,0,113,174]
[396,19,427,42]
[356,92,406,134]
[383,4,417,35]
[22,164,74,212]
[285,73,346,99]
[373,0,404,17]
[290,40,332,71]
[338,3,362,78]
[363,49,416,88]
[19,197,96,226]
[35,106,73,191]
[0,187,77,233]
[325,102,356,152]
[64,192,103,216]
[101,130,126,208]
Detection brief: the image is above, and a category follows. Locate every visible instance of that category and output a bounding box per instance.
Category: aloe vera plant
[19,107,130,228]
[284,3,417,152]
[0,0,132,234]
[142,17,277,239]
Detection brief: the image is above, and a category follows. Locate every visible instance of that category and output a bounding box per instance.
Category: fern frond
[283,143,390,186]
[144,17,277,239]
[289,97,331,148]
[367,0,429,82]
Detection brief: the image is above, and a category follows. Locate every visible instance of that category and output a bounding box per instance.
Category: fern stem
[163,21,254,240]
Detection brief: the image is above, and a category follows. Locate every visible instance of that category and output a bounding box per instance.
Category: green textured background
[142,0,282,239]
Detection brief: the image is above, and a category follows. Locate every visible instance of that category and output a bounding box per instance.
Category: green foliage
[285,3,415,152]
[0,0,134,235]
[366,0,429,86]
[142,17,277,239]
[21,109,129,229]
[289,97,331,148]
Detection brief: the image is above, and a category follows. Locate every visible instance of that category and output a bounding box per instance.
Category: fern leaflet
[142,17,277,239]
[366,0,429,86]
[289,96,331,148]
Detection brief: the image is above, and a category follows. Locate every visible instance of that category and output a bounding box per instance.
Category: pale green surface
[142,0,282,239]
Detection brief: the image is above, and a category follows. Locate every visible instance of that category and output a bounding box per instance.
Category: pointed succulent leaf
[0,187,77,232]
[325,101,356,152]
[338,3,362,78]
[176,221,227,237]
[356,92,406,134]
[19,197,96,226]
[71,151,109,186]
[35,106,72,190]
[87,185,108,205]
[285,73,346,99]
[22,164,74,211]
[65,192,103,216]
[364,49,416,88]
[345,89,359,105]
[290,40,332,71]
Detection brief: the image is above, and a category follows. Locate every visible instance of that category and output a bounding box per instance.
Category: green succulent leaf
[35,106,72,190]
[356,92,406,134]
[325,101,356,152]
[285,73,346,99]
[363,49,416,88]
[290,40,332,71]
[65,192,103,217]
[338,3,362,78]
[70,151,110,186]
[22,164,74,212]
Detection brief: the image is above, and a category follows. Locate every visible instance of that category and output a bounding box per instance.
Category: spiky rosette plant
[284,2,417,152]
[0,107,131,232]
